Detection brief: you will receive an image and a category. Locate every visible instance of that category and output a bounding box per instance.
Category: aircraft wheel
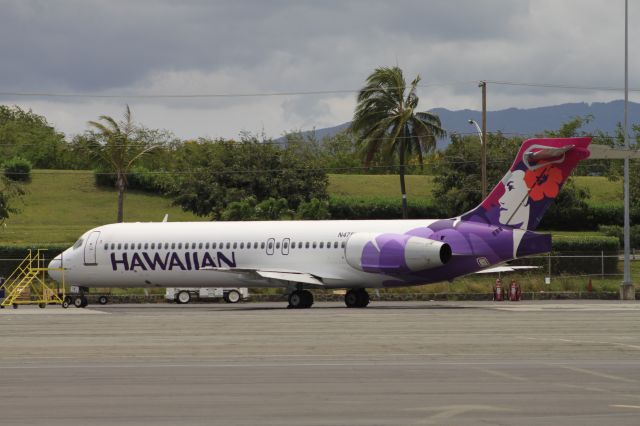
[288,290,312,309]
[176,291,191,304]
[345,289,369,308]
[73,296,84,308]
[301,290,313,308]
[98,295,108,305]
[225,290,241,304]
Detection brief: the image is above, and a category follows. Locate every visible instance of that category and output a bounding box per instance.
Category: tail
[461,137,591,231]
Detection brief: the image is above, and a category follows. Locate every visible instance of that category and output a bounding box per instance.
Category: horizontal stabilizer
[475,265,539,274]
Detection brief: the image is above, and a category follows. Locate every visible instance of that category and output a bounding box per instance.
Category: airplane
[48,137,591,309]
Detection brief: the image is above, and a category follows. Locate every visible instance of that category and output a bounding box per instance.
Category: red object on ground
[587,279,593,292]
[493,279,504,301]
[508,280,522,301]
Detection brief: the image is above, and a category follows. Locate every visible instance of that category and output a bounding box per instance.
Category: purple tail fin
[461,137,591,231]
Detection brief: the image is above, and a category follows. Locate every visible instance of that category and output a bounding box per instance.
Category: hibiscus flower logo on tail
[524,165,563,201]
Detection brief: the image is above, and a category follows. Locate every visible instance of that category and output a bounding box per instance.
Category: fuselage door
[266,238,275,255]
[282,238,290,255]
[84,231,100,265]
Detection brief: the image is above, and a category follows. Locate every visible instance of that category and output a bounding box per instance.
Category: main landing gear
[344,288,370,308]
[62,286,89,309]
[287,286,314,309]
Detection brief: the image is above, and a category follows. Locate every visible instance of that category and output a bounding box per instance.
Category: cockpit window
[73,238,84,249]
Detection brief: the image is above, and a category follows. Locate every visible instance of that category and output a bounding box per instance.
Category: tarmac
[1,301,640,425]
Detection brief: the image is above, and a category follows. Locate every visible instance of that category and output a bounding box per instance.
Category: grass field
[328,174,622,203]
[0,171,623,246]
[1,170,202,246]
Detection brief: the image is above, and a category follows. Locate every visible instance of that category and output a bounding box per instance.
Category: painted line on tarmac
[610,405,640,409]
[551,364,637,384]
[0,309,107,315]
[474,367,528,382]
[518,336,640,351]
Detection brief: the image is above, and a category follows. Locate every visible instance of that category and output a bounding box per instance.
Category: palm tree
[87,105,156,222]
[351,67,446,219]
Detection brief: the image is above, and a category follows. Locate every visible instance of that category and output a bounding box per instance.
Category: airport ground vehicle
[166,287,249,304]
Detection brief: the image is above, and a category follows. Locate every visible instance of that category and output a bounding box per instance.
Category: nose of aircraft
[48,255,62,282]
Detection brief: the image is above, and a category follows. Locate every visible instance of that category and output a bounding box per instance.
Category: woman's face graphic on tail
[498,169,529,229]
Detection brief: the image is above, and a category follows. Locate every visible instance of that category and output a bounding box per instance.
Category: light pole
[468,119,487,199]
[621,0,634,299]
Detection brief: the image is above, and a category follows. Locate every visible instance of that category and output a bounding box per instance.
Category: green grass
[572,176,622,204]
[0,172,623,247]
[328,174,434,198]
[2,170,203,246]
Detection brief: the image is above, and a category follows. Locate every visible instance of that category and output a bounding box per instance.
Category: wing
[202,267,331,286]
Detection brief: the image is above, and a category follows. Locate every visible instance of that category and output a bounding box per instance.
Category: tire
[80,296,89,308]
[176,291,191,304]
[98,296,108,305]
[38,303,46,309]
[344,290,359,308]
[288,291,304,309]
[225,290,241,304]
[62,300,70,309]
[74,296,84,308]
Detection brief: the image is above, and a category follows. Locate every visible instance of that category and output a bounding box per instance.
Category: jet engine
[344,232,452,273]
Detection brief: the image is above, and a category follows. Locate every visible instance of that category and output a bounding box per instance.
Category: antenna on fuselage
[162,214,169,223]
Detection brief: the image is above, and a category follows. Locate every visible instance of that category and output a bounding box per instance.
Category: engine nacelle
[345,232,452,273]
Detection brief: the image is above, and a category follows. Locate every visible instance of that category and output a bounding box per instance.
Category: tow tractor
[166,287,249,304]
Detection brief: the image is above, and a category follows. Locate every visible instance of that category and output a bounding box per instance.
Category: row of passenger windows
[104,240,347,251]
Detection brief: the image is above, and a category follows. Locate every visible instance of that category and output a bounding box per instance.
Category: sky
[0,0,638,140]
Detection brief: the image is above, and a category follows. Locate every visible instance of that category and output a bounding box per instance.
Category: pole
[479,81,488,199]
[621,0,635,299]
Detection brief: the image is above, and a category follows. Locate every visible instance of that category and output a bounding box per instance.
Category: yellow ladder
[0,250,65,308]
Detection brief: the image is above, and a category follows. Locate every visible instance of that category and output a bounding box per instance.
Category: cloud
[1,0,638,139]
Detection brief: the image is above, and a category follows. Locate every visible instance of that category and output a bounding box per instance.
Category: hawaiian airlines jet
[48,138,591,309]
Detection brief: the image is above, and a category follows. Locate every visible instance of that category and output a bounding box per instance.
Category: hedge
[328,196,446,220]
[94,166,167,194]
[513,235,619,275]
[0,244,67,278]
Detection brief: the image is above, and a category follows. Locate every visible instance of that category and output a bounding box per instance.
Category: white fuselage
[48,219,438,290]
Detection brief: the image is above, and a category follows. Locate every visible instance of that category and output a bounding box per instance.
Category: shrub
[296,198,331,220]
[514,235,619,275]
[94,166,167,194]
[3,157,32,181]
[598,224,640,249]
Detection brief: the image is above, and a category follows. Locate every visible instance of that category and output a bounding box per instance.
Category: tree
[0,175,25,226]
[351,66,446,218]
[168,135,328,219]
[0,105,66,168]
[87,106,156,222]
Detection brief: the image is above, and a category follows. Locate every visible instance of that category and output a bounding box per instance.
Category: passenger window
[103,244,108,250]
[226,242,230,249]
[144,243,148,249]
[268,241,273,249]
[284,241,289,249]
[212,243,216,249]
[151,243,155,249]
[205,243,210,249]
[164,243,169,249]
[240,242,244,249]
[290,242,295,250]
[233,242,237,249]
[319,242,324,248]
[190,243,195,249]
[254,242,258,249]
[117,243,122,250]
[110,243,115,250]
[178,243,183,249]
[334,242,338,248]
[305,242,310,249]
[199,243,203,249]
[124,243,129,250]
[298,242,303,249]
[261,242,266,249]
[312,242,317,249]
[170,243,175,249]
[326,242,331,249]
[276,242,280,249]
[341,242,345,248]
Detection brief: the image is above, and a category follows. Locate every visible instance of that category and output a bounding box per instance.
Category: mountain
[289,100,640,149]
